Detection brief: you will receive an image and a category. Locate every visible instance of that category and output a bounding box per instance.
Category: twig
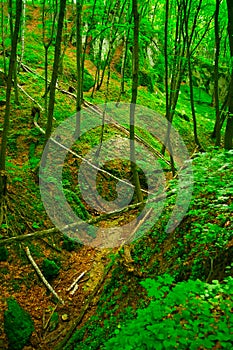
[25,246,64,305]
[67,270,86,292]
[69,284,79,296]
[43,305,58,330]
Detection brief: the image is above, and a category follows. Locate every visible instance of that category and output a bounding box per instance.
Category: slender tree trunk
[44,0,66,144]
[18,0,26,72]
[164,0,169,123]
[81,0,97,98]
[8,0,19,104]
[42,0,57,117]
[224,0,233,150]
[44,46,49,115]
[183,0,203,150]
[130,0,143,203]
[0,0,23,203]
[214,0,221,146]
[117,28,130,104]
[1,2,7,75]
[74,0,83,139]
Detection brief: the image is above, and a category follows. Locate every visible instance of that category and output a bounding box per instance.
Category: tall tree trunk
[164,0,169,123]
[0,0,22,205]
[74,0,83,139]
[44,0,66,144]
[1,2,7,75]
[18,0,26,72]
[130,0,143,203]
[224,0,233,150]
[183,0,203,150]
[214,0,221,146]
[42,0,57,117]
[8,0,19,104]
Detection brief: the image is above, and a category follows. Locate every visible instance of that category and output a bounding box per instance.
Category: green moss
[62,234,81,252]
[0,246,9,261]
[42,259,60,280]
[4,298,34,350]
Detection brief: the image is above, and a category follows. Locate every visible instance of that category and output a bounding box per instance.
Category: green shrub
[41,259,60,280]
[105,274,233,350]
[0,246,9,261]
[62,235,80,252]
[139,70,154,93]
[83,69,95,92]
[4,298,34,350]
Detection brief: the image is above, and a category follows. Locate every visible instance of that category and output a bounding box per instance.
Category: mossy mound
[0,246,9,261]
[42,258,60,280]
[4,298,34,350]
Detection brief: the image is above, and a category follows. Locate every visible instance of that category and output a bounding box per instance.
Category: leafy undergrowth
[105,275,233,350]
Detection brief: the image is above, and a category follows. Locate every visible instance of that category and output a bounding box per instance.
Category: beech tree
[130,0,143,203]
[224,0,233,150]
[42,0,58,116]
[0,0,23,215]
[213,0,221,146]
[74,0,82,138]
[44,0,67,144]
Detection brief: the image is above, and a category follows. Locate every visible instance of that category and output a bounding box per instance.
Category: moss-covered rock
[4,298,34,350]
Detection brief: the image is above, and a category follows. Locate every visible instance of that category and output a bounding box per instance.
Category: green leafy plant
[104,274,233,350]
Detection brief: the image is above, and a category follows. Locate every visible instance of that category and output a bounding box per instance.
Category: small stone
[61,314,69,321]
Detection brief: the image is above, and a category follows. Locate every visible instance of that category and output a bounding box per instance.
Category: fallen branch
[0,189,174,246]
[34,113,154,196]
[83,100,171,166]
[17,83,44,111]
[0,227,60,246]
[25,246,64,305]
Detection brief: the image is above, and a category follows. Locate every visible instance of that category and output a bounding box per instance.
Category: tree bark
[44,0,66,144]
[130,0,143,203]
[214,0,221,146]
[224,0,233,150]
[0,0,22,203]
[74,0,83,139]
[42,0,57,117]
